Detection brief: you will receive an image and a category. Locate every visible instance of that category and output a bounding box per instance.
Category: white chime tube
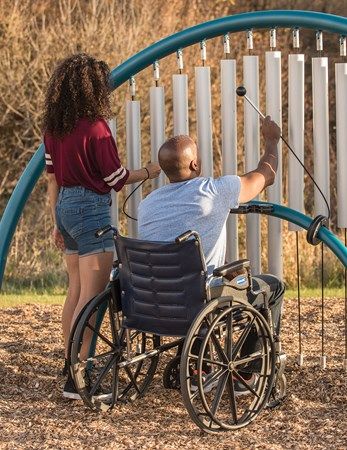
[150,86,166,189]
[173,74,189,135]
[243,55,261,274]
[288,54,305,231]
[221,59,238,262]
[265,50,282,278]
[108,118,118,228]
[126,100,142,237]
[336,62,347,229]
[195,66,213,177]
[312,57,330,217]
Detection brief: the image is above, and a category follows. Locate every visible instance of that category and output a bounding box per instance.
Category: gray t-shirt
[138,176,241,274]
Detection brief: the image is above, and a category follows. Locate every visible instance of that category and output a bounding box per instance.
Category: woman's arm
[47,173,65,250]
[125,162,161,185]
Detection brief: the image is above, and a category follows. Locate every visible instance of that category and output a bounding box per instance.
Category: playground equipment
[1,10,347,429]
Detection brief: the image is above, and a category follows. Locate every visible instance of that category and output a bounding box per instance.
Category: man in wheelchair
[138,116,284,396]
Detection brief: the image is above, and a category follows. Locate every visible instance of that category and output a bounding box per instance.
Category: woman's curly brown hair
[42,53,112,137]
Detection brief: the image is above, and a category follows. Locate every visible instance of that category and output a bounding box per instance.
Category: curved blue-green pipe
[250,201,347,267]
[1,10,347,287]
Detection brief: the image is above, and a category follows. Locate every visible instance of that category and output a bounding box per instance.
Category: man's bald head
[158,135,201,182]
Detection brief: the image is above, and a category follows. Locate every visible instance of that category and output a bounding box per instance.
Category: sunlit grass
[0,286,345,308]
[0,293,65,307]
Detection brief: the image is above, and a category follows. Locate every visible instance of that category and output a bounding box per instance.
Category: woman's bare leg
[62,253,81,358]
[71,251,114,359]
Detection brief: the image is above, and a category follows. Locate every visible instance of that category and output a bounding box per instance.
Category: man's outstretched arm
[239,116,281,204]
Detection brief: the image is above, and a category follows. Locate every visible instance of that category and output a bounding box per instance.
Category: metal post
[221,57,238,262]
[320,242,326,369]
[243,53,261,274]
[296,231,303,366]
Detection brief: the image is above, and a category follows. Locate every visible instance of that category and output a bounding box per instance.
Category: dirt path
[0,298,346,450]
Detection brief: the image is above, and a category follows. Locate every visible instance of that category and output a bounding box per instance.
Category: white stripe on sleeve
[103,166,124,182]
[107,168,127,187]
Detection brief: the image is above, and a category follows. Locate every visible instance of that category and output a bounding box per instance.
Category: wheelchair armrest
[213,259,251,290]
[213,259,250,278]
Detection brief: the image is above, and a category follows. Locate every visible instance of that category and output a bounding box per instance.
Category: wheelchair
[69,226,286,433]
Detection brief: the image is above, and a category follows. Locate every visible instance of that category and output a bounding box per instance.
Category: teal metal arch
[1,9,347,287]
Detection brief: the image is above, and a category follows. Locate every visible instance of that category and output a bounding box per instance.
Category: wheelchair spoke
[231,316,255,361]
[86,322,116,349]
[209,330,229,365]
[108,298,119,346]
[233,351,264,367]
[210,371,229,415]
[226,311,233,360]
[89,354,118,396]
[232,370,260,398]
[226,372,238,424]
[200,358,228,369]
[87,349,117,362]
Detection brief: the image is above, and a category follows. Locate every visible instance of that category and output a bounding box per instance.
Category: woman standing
[43,53,160,399]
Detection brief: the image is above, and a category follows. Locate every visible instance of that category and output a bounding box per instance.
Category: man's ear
[190,159,199,171]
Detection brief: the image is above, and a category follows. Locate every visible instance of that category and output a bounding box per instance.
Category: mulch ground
[0,297,346,450]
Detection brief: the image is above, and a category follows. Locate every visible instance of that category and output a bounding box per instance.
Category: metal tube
[150,86,166,189]
[221,59,238,262]
[312,57,330,217]
[296,231,303,366]
[288,54,305,231]
[335,62,347,229]
[126,100,142,237]
[243,55,261,274]
[195,66,213,177]
[108,118,119,229]
[266,50,282,278]
[320,242,326,369]
[173,73,189,135]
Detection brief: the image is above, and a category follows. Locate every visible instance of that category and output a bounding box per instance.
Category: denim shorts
[56,186,114,257]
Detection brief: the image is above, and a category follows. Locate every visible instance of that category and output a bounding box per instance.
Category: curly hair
[42,53,112,137]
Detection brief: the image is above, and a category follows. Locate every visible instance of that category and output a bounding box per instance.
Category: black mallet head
[236,86,247,97]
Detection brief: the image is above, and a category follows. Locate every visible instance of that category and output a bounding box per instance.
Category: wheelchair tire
[163,355,181,390]
[180,297,276,433]
[70,289,160,412]
[66,293,98,371]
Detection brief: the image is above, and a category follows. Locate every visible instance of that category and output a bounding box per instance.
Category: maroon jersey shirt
[44,118,129,194]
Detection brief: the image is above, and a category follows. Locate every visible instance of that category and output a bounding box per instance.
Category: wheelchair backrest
[115,235,207,336]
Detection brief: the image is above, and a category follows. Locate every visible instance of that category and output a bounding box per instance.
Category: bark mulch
[0,297,346,450]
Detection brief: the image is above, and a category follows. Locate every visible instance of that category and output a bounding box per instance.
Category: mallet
[236,86,265,120]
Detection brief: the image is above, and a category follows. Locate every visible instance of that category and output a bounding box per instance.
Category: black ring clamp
[306,215,329,246]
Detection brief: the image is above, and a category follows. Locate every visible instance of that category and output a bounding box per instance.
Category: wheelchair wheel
[70,289,160,412]
[180,297,276,433]
[163,355,181,390]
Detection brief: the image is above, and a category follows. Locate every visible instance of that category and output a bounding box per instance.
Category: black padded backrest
[115,235,207,336]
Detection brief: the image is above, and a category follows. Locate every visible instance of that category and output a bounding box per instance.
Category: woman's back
[44,118,128,193]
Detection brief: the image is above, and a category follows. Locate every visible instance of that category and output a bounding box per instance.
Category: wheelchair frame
[69,226,286,433]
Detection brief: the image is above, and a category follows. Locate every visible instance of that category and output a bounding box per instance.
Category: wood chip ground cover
[0,297,346,449]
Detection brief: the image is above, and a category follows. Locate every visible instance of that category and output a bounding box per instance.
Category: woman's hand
[145,162,161,179]
[53,226,65,251]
